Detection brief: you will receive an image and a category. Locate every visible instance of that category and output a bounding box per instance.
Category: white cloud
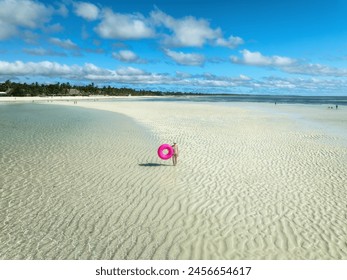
[0,60,167,83]
[258,76,347,93]
[231,49,295,67]
[282,63,347,77]
[151,9,219,47]
[112,50,146,63]
[116,67,146,76]
[239,74,251,81]
[0,0,53,28]
[0,0,53,40]
[231,49,347,77]
[23,47,67,57]
[164,49,205,66]
[150,9,243,48]
[0,20,18,40]
[215,36,244,48]
[87,66,169,84]
[2,60,347,94]
[114,50,137,62]
[95,9,155,39]
[74,1,100,21]
[49,38,79,50]
[0,60,82,77]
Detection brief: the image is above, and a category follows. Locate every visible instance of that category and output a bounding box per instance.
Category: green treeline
[0,80,188,97]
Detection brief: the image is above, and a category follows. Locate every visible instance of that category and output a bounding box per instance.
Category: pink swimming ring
[157,144,174,160]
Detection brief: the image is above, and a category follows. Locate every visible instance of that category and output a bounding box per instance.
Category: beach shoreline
[0,95,165,103]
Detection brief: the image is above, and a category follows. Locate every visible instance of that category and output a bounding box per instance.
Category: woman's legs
[172,155,177,166]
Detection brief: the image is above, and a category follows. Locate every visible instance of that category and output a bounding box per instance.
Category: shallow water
[0,103,158,259]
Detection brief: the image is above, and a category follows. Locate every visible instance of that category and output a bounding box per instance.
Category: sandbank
[1,98,346,259]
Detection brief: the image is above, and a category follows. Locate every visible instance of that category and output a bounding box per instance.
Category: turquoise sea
[103,95,347,105]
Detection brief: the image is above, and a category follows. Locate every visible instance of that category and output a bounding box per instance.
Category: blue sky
[1,0,347,95]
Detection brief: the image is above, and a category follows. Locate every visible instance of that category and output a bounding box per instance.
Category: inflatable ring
[157,144,174,160]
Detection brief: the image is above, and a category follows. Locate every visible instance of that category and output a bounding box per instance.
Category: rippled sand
[1,100,347,259]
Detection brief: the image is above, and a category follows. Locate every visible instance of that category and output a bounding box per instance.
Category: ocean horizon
[102,94,347,106]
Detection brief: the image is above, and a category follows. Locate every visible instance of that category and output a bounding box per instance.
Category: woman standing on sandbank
[172,143,178,166]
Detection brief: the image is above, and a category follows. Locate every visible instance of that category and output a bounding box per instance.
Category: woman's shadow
[138,163,170,167]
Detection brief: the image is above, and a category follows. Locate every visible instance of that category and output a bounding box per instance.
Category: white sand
[0,95,117,102]
[49,99,347,259]
[1,97,347,259]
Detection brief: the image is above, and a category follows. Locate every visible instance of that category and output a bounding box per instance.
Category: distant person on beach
[336,105,338,109]
[172,143,178,166]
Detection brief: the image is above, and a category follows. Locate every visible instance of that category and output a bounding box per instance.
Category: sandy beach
[1,97,346,259]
